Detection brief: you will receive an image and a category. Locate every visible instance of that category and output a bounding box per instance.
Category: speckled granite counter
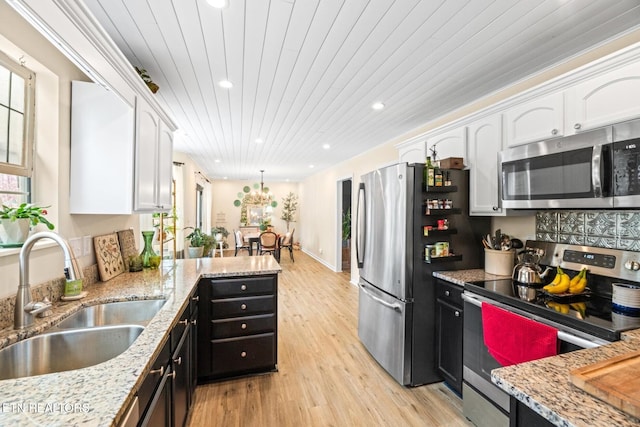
[435,268,640,427]
[433,268,511,286]
[0,256,281,427]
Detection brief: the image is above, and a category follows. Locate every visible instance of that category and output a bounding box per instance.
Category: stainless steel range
[461,240,640,427]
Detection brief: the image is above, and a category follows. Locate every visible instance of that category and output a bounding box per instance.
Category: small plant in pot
[185,227,206,258]
[0,203,54,244]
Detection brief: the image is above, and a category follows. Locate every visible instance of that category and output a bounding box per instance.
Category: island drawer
[207,276,276,297]
[210,295,275,318]
[208,333,275,376]
[436,281,463,307]
[210,314,275,339]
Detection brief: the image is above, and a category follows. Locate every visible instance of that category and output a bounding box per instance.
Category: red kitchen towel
[481,302,558,366]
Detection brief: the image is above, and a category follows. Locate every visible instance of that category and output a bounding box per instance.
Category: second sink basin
[56,299,166,329]
[0,325,144,380]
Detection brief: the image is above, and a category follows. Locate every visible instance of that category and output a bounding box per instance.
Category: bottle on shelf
[434,161,443,187]
[425,156,435,187]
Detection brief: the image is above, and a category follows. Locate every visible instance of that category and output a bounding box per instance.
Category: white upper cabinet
[70,81,135,214]
[134,97,173,212]
[467,114,505,216]
[426,127,467,164]
[397,140,425,164]
[503,92,565,147]
[566,61,640,132]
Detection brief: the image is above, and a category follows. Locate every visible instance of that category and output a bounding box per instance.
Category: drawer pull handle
[241,351,247,358]
[174,357,182,365]
[241,284,247,291]
[241,304,247,310]
[241,323,247,329]
[150,366,164,376]
[192,296,200,302]
[179,319,188,325]
[445,290,450,297]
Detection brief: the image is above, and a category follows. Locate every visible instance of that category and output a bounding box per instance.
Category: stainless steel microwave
[499,119,640,209]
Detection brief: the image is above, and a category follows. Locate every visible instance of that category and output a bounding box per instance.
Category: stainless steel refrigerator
[356,163,488,386]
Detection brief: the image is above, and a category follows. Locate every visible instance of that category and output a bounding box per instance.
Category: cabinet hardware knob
[492,206,499,211]
[191,319,197,325]
[241,351,247,358]
[179,319,188,325]
[150,366,164,376]
[240,284,247,291]
[241,304,247,310]
[168,371,176,379]
[241,323,247,329]
[551,128,558,135]
[174,357,182,365]
[192,296,199,302]
[454,311,460,317]
[574,123,582,130]
[445,290,450,297]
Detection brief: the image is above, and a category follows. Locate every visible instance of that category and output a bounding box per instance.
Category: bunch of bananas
[543,266,570,294]
[569,268,588,294]
[543,267,589,295]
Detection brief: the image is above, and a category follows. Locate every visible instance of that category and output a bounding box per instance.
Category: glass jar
[140,230,157,268]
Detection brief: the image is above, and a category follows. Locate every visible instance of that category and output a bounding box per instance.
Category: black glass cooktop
[466,278,640,342]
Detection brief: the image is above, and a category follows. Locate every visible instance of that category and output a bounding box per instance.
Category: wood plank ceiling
[82,0,640,182]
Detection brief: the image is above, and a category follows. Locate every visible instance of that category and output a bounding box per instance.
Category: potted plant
[280,192,298,232]
[0,203,55,244]
[135,66,159,94]
[212,226,230,249]
[185,227,205,258]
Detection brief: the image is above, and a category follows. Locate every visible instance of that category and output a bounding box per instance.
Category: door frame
[336,175,353,277]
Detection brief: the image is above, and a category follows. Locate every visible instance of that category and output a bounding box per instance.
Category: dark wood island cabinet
[197,274,278,381]
[435,278,464,395]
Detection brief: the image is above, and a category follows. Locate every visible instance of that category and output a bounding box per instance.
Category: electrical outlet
[319,248,323,254]
[69,237,82,257]
[83,235,93,256]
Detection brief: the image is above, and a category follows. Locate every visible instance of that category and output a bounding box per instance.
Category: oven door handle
[462,292,607,349]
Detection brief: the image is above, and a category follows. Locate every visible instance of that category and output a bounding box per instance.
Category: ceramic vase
[0,218,31,245]
[188,246,204,258]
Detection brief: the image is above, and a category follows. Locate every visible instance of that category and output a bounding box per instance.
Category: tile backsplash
[536,211,640,251]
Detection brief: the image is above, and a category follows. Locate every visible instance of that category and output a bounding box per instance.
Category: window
[0,51,34,205]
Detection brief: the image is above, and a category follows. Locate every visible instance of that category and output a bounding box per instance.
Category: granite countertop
[435,268,640,426]
[0,256,281,427]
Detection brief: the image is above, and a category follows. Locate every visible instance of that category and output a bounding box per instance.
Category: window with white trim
[0,51,34,206]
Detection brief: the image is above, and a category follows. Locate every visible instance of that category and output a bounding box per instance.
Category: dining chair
[233,229,250,256]
[280,228,295,262]
[258,231,279,261]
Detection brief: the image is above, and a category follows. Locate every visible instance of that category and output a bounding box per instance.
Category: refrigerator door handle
[360,283,402,312]
[356,182,366,268]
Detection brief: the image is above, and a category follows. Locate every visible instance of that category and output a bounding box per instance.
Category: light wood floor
[188,251,472,427]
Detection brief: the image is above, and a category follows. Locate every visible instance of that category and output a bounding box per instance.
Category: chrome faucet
[15,231,84,329]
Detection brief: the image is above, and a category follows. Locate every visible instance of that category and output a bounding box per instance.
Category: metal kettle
[512,250,552,286]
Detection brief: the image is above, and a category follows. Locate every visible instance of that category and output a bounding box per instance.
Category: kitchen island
[435,269,640,427]
[0,256,281,426]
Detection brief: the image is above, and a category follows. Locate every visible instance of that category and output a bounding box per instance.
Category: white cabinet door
[70,81,135,214]
[426,127,466,164]
[398,140,425,164]
[134,97,174,212]
[157,120,174,209]
[467,114,504,216]
[503,92,564,147]
[134,97,160,212]
[567,61,640,132]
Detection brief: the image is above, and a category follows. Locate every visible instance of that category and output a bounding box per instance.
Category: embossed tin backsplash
[536,211,640,251]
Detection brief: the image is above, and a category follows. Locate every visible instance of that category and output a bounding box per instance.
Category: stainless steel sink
[0,325,144,380]
[56,299,166,329]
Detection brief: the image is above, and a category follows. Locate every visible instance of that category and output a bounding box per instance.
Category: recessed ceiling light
[207,0,229,8]
[223,176,228,180]
[219,80,233,88]
[371,102,385,110]
[309,164,315,168]
[255,138,264,144]
[214,159,221,163]
[322,144,330,150]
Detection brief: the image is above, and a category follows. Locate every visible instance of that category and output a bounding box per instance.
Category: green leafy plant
[342,207,351,241]
[184,227,206,247]
[0,203,54,230]
[280,192,298,231]
[135,66,159,93]
[212,226,230,249]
